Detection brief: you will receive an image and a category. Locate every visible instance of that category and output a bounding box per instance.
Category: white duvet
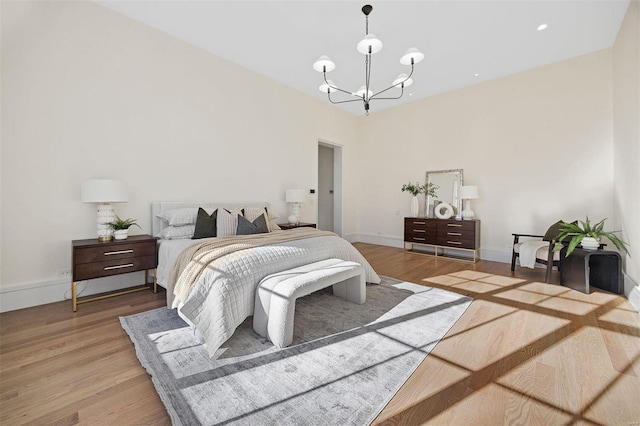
[158,234,380,357]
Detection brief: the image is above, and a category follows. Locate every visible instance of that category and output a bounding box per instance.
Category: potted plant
[108,216,141,240]
[553,217,629,256]
[401,182,425,217]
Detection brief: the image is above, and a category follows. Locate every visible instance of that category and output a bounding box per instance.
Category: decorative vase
[410,196,419,217]
[114,229,129,240]
[581,236,600,250]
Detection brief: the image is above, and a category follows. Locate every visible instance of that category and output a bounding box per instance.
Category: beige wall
[613,0,640,297]
[356,50,615,261]
[1,0,635,310]
[1,1,357,292]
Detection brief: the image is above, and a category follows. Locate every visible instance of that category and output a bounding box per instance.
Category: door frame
[318,139,343,236]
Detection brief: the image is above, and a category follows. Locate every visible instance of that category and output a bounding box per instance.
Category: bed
[152,201,381,357]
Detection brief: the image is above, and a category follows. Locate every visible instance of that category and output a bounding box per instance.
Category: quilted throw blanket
[168,229,381,356]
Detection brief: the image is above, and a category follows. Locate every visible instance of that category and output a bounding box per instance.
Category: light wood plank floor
[1,243,638,425]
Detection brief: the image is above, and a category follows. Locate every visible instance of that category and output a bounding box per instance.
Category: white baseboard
[0,272,148,313]
[624,274,640,314]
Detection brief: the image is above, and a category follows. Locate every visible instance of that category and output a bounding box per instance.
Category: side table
[560,247,622,294]
[72,234,158,311]
[277,223,317,230]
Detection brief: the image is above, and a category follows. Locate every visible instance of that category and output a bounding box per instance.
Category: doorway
[317,141,343,235]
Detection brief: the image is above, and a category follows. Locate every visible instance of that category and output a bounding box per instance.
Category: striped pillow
[217,208,243,237]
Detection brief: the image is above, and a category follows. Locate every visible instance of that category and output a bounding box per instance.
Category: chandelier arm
[370,63,415,99]
[372,85,404,101]
[327,95,366,105]
[366,53,372,102]
[323,72,356,97]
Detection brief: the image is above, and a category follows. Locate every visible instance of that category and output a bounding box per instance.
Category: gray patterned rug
[120,277,472,426]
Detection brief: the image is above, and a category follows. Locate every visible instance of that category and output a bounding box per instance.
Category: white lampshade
[81,179,128,203]
[319,80,337,93]
[357,34,383,55]
[286,189,306,203]
[400,47,424,65]
[354,86,373,98]
[392,73,413,88]
[459,185,479,200]
[313,55,336,73]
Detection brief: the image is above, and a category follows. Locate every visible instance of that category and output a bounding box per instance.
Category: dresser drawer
[74,241,156,264]
[437,220,478,249]
[74,254,157,281]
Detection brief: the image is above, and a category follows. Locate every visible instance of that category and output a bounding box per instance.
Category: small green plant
[425,182,439,198]
[108,216,141,231]
[401,182,425,196]
[554,217,629,257]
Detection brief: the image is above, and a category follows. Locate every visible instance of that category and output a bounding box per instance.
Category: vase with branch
[401,182,425,217]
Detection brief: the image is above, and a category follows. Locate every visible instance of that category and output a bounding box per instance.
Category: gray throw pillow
[237,214,269,235]
[192,208,217,239]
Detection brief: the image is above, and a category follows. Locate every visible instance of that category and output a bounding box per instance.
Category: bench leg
[267,297,296,348]
[333,274,366,304]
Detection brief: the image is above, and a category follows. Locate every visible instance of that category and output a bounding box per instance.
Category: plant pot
[114,229,129,240]
[581,236,599,250]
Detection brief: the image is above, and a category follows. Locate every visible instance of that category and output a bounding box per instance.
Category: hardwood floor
[1,243,638,425]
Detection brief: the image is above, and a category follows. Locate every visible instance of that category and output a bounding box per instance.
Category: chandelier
[313,4,424,115]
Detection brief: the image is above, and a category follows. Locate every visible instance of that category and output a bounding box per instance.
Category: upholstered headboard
[151,201,271,237]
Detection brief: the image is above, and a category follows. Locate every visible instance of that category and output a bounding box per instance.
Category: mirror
[425,169,464,218]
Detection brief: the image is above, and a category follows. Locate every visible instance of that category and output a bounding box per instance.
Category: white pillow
[157,224,196,239]
[157,208,199,226]
[217,208,243,237]
[268,211,281,230]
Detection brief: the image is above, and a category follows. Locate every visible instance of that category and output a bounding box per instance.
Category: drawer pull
[447,232,462,236]
[447,241,463,245]
[104,250,134,256]
[413,237,426,241]
[447,224,462,227]
[413,229,426,233]
[104,263,134,271]
[412,221,426,225]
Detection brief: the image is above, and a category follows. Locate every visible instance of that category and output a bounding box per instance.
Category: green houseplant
[554,217,629,257]
[108,215,141,240]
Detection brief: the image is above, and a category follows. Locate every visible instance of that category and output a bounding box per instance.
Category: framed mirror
[425,169,464,218]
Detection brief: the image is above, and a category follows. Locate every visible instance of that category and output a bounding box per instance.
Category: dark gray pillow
[192,208,217,239]
[237,213,269,235]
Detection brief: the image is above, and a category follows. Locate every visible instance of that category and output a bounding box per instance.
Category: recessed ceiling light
[474,73,479,77]
[409,93,413,96]
[537,24,548,31]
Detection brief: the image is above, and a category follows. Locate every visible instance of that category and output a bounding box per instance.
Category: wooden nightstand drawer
[74,241,156,264]
[74,254,157,281]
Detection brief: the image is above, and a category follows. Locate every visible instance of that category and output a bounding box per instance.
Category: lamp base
[461,200,475,220]
[97,203,115,241]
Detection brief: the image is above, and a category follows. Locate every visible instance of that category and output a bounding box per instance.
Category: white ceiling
[95,0,630,116]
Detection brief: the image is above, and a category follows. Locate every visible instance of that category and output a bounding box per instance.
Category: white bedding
[158,232,381,357]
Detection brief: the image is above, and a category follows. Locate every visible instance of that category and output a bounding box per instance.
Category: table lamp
[285,189,306,225]
[81,179,128,241]
[459,185,479,220]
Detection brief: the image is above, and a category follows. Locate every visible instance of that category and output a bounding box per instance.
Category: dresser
[71,235,158,311]
[404,217,480,262]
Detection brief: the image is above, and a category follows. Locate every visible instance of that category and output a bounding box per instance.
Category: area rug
[120,277,472,426]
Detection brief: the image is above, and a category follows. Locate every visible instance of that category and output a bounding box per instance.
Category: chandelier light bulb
[400,47,424,65]
[319,80,337,93]
[393,74,413,88]
[313,55,336,72]
[356,34,383,55]
[355,86,373,98]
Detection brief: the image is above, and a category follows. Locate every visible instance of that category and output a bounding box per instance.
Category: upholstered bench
[253,258,366,348]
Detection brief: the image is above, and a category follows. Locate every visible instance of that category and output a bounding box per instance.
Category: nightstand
[278,223,317,230]
[71,234,158,311]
